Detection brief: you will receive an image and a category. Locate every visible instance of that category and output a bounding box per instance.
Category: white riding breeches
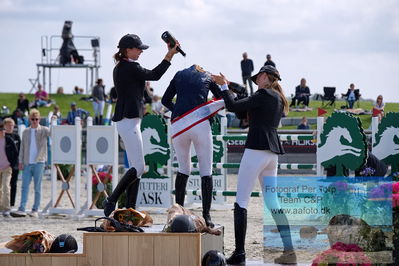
[93,100,105,116]
[116,118,145,177]
[236,148,281,210]
[172,121,213,177]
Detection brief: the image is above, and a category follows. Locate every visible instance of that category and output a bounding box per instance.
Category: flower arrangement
[5,230,55,253]
[92,171,113,209]
[92,172,112,186]
[312,242,372,266]
[359,167,376,177]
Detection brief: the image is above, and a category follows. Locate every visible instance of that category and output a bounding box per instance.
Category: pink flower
[312,242,372,265]
[393,182,399,193]
[92,172,112,186]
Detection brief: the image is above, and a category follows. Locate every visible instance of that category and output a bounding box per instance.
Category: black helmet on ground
[251,65,281,84]
[49,234,78,253]
[202,250,226,266]
[170,215,196,233]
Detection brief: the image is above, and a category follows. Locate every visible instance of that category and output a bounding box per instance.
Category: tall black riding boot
[103,167,137,216]
[175,172,189,206]
[226,202,247,265]
[125,178,141,209]
[99,115,103,125]
[201,176,214,228]
[94,116,99,125]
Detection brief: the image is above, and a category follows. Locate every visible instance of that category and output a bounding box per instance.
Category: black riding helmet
[251,65,281,84]
[170,215,196,233]
[202,250,226,266]
[118,34,149,50]
[49,234,78,253]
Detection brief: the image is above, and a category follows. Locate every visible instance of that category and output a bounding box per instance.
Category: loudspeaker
[91,38,100,48]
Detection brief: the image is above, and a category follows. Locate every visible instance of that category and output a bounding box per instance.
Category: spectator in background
[241,52,255,95]
[341,83,361,109]
[12,109,50,218]
[73,86,82,95]
[48,105,62,124]
[56,87,64,94]
[373,95,385,120]
[33,84,50,108]
[151,95,164,115]
[0,121,18,217]
[52,105,61,119]
[297,116,310,130]
[226,112,237,128]
[16,93,29,114]
[11,109,28,127]
[91,78,107,125]
[264,54,276,67]
[3,118,21,208]
[66,102,89,125]
[290,78,311,107]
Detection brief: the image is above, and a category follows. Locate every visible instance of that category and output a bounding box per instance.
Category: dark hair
[114,48,128,63]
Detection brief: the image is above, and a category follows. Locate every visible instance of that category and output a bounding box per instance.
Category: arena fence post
[83,116,119,216]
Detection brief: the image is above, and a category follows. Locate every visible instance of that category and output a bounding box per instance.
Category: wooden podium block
[0,225,224,266]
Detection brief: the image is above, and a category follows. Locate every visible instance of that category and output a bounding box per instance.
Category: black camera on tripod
[59,21,84,65]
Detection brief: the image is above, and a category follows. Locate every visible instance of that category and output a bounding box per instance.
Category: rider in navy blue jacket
[161,64,221,228]
[161,65,221,120]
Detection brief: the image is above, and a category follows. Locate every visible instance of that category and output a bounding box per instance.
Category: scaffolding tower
[32,35,101,94]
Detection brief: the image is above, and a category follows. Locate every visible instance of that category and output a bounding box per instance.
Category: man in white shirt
[12,109,50,218]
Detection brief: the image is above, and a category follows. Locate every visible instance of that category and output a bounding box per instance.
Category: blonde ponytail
[267,75,289,115]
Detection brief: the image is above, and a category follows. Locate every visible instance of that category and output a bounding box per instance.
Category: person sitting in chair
[342,83,361,109]
[297,116,310,130]
[290,78,310,107]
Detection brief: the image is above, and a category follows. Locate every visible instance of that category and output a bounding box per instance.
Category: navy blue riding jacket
[162,65,221,120]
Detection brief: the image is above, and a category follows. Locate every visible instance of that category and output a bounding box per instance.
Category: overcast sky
[1,0,398,103]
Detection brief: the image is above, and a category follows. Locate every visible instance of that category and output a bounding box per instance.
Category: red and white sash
[171,99,225,138]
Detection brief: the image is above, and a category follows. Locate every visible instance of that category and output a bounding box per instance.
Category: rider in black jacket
[213,65,296,265]
[103,34,179,216]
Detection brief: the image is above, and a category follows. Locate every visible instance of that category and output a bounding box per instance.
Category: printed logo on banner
[317,112,367,176]
[373,112,399,173]
[187,174,225,204]
[139,115,171,208]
